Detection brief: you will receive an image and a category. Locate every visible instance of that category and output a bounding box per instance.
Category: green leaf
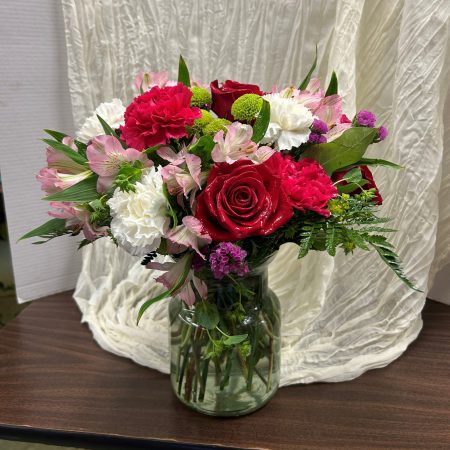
[43,175,99,202]
[195,301,220,330]
[42,139,87,166]
[188,134,215,166]
[301,127,378,174]
[298,223,320,258]
[299,45,318,90]
[325,71,338,96]
[325,224,338,257]
[342,167,363,184]
[163,184,178,229]
[351,158,403,170]
[178,55,190,87]
[251,99,270,143]
[19,218,66,242]
[224,334,248,346]
[96,115,126,148]
[369,240,421,291]
[136,253,194,324]
[337,180,368,194]
[44,129,67,142]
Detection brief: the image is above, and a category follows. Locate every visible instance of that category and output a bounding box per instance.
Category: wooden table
[0,293,449,450]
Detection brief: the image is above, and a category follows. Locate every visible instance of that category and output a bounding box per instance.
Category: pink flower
[281,157,337,217]
[133,71,177,92]
[166,216,212,258]
[120,84,202,150]
[37,137,91,195]
[48,202,108,241]
[159,146,208,206]
[212,122,275,164]
[294,78,342,127]
[86,135,152,192]
[147,253,207,306]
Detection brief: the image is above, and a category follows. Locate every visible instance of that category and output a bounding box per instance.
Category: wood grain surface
[0,292,449,450]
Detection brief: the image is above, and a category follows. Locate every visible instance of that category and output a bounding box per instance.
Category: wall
[0,0,81,302]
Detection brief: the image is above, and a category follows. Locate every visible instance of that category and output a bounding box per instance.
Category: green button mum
[231,93,263,122]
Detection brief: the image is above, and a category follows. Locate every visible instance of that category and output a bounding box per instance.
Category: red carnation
[120,83,201,150]
[210,80,264,121]
[281,157,337,217]
[195,153,293,241]
[332,166,382,205]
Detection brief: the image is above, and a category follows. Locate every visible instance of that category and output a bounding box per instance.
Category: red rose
[195,153,293,241]
[120,83,201,150]
[281,158,337,217]
[210,80,264,121]
[332,166,382,205]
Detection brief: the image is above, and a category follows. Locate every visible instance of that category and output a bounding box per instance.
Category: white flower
[261,93,314,150]
[107,167,170,257]
[77,99,126,143]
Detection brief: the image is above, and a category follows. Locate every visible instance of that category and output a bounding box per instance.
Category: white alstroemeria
[107,167,169,257]
[77,99,126,143]
[261,93,314,151]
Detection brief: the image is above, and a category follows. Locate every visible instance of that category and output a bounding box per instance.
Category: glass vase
[169,265,281,416]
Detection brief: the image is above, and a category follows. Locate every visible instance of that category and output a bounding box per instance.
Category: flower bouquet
[22,55,416,416]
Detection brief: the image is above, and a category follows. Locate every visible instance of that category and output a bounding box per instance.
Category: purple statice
[378,125,388,141]
[356,110,377,128]
[209,242,249,280]
[308,132,327,144]
[311,118,329,134]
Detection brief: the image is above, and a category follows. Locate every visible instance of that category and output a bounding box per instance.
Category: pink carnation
[120,84,201,150]
[281,158,337,217]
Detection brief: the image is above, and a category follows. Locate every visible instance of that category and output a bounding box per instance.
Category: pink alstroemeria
[294,78,342,127]
[212,122,275,164]
[147,253,207,306]
[326,115,353,142]
[48,202,108,241]
[158,146,207,206]
[166,216,212,258]
[37,137,92,195]
[86,135,152,192]
[133,71,177,92]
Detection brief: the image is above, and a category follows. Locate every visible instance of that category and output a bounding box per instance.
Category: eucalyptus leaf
[178,55,190,87]
[195,301,220,330]
[301,127,378,174]
[224,334,248,346]
[299,45,318,90]
[19,218,66,241]
[251,99,270,143]
[325,71,338,96]
[42,139,87,165]
[44,175,99,202]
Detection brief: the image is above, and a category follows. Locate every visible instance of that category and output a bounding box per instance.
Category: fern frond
[298,223,320,258]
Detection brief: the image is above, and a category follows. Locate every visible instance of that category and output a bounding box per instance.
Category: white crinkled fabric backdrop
[62,0,450,385]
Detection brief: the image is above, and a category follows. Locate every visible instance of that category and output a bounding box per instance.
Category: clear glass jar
[169,265,281,416]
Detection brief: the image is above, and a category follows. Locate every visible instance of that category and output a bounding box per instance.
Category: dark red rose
[332,166,382,205]
[120,83,201,150]
[210,80,264,121]
[282,157,337,217]
[195,153,293,241]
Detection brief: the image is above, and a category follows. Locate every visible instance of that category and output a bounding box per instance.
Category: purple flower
[209,242,249,280]
[356,110,377,128]
[308,132,327,144]
[378,125,388,141]
[311,118,329,134]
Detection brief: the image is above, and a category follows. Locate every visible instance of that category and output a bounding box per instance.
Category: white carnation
[107,167,170,257]
[77,98,126,143]
[261,93,314,150]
